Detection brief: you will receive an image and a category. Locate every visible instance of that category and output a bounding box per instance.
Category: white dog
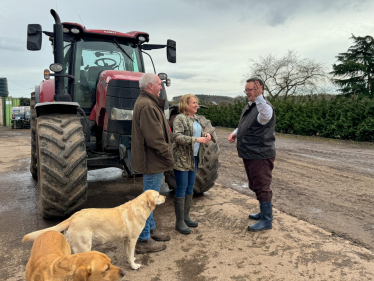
[23,190,166,270]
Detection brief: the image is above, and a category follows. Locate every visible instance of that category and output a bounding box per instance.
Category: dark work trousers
[242,157,275,202]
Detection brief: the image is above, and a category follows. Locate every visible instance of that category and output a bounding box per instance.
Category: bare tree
[244,50,329,99]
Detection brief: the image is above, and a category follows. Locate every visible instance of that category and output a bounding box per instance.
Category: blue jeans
[174,157,198,198]
[138,172,164,241]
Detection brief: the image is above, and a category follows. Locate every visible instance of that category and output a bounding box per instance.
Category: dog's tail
[22,217,72,242]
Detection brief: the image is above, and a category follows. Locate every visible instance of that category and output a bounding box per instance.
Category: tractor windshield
[73,38,142,109]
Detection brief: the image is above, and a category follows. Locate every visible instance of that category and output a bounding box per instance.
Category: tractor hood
[98,70,144,92]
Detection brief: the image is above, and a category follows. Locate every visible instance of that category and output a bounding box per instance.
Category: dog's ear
[73,266,91,281]
[147,192,156,210]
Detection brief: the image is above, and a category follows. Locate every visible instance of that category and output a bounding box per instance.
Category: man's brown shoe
[150,229,171,241]
[135,238,167,254]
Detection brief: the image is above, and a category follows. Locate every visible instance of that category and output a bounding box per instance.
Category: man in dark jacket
[132,73,174,254]
[228,77,276,232]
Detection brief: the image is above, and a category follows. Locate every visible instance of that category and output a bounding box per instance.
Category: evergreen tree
[20,97,30,106]
[331,35,374,97]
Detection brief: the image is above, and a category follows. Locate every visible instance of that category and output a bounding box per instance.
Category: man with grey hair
[131,73,174,254]
[138,73,157,90]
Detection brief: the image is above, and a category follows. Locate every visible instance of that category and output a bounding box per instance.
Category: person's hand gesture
[205,133,212,142]
[196,137,209,144]
[254,80,263,98]
[228,133,236,143]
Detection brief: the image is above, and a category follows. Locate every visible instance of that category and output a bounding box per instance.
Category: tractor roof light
[49,63,63,73]
[63,27,69,33]
[166,78,171,87]
[138,35,146,43]
[44,69,50,80]
[70,28,80,34]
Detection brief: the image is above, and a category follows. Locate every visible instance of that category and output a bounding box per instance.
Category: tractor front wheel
[36,114,88,218]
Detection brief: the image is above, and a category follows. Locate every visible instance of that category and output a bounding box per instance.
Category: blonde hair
[179,94,199,115]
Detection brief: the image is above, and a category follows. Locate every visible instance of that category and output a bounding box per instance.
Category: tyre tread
[37,114,88,218]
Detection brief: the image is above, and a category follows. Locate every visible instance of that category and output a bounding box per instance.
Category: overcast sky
[0,0,373,99]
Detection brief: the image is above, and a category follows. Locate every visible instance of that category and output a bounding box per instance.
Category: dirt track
[0,127,373,280]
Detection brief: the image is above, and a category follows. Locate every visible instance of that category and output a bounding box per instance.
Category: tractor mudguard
[35,102,80,117]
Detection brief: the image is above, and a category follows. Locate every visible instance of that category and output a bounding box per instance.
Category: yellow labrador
[23,190,166,270]
[25,230,125,281]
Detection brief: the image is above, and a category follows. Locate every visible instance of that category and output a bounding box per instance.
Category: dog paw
[131,263,141,270]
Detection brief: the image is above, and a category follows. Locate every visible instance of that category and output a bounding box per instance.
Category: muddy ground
[0,127,373,280]
[216,128,374,252]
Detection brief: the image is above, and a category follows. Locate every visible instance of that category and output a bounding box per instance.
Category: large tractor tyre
[165,115,220,195]
[30,92,38,180]
[36,114,88,219]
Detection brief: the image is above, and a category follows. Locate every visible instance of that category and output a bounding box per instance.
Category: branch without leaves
[243,50,330,100]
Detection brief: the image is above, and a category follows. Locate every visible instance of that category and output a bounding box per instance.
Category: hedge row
[198,95,374,142]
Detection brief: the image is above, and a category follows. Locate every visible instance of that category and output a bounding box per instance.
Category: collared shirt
[233,94,273,136]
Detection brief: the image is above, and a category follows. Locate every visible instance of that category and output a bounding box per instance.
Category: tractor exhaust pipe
[50,9,71,102]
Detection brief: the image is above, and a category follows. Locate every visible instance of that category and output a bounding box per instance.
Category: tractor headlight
[158,73,167,80]
[49,63,63,73]
[111,108,133,120]
[166,78,171,87]
[63,27,69,33]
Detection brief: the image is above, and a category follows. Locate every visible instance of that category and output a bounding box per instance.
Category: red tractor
[27,10,176,218]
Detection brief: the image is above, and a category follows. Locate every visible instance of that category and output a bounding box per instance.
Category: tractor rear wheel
[36,114,88,218]
[165,115,220,194]
[30,92,38,180]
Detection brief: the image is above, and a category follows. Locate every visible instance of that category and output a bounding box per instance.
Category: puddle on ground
[289,153,335,162]
[87,167,123,182]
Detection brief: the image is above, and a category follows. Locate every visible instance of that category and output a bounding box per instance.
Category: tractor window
[73,38,142,109]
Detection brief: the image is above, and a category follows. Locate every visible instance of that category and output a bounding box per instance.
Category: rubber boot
[184,194,198,227]
[174,197,191,234]
[248,201,272,231]
[248,211,261,220]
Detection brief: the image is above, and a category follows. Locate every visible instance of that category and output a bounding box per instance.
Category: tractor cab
[59,23,147,113]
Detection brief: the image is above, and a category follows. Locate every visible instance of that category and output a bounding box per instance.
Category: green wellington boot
[184,194,198,227]
[174,197,191,234]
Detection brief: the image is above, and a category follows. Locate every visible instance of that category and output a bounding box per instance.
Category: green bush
[199,95,374,142]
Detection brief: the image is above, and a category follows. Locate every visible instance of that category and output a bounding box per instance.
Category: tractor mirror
[166,39,176,63]
[27,24,42,51]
